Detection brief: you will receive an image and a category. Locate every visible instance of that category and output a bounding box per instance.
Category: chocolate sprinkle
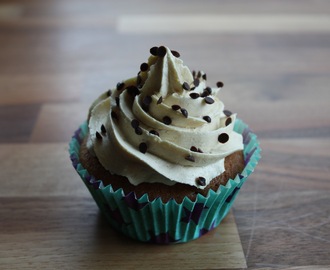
[101,124,106,134]
[96,131,102,140]
[107,89,112,97]
[139,142,148,154]
[202,74,207,80]
[200,90,210,98]
[157,46,167,57]
[171,50,180,57]
[182,82,190,91]
[171,104,181,111]
[150,46,158,56]
[180,108,188,118]
[185,155,195,162]
[149,130,160,137]
[140,62,149,72]
[163,116,172,125]
[131,119,139,129]
[218,133,229,143]
[157,96,163,104]
[225,117,232,126]
[192,70,196,78]
[204,96,214,104]
[217,81,224,88]
[223,110,232,116]
[143,95,152,106]
[190,146,198,152]
[189,92,200,99]
[116,82,125,91]
[196,177,206,186]
[205,87,212,94]
[197,71,202,78]
[193,78,200,87]
[127,86,140,96]
[203,116,211,123]
[135,126,143,135]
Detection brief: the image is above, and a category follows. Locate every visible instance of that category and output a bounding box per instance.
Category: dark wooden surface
[1,1,330,269]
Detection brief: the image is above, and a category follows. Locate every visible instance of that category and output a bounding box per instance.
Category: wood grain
[1,0,330,269]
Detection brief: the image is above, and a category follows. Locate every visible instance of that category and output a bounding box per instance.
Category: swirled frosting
[87,46,243,188]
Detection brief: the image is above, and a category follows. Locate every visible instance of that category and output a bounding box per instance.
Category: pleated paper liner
[69,119,261,244]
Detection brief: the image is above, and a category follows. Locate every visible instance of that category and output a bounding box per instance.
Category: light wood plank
[0,143,87,197]
[0,198,246,269]
[118,15,330,34]
[0,74,82,105]
[30,103,89,143]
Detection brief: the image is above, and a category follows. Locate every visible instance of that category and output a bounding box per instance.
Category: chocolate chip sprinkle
[192,70,196,78]
[182,82,190,91]
[180,108,188,118]
[139,142,148,154]
[101,124,106,134]
[203,116,211,123]
[217,81,224,88]
[163,116,172,125]
[197,71,202,78]
[171,104,181,111]
[131,119,139,129]
[189,92,200,99]
[171,50,180,57]
[202,74,207,80]
[149,130,160,137]
[150,46,158,56]
[204,96,214,104]
[225,117,232,126]
[135,126,143,135]
[205,87,212,94]
[107,89,112,97]
[96,131,102,140]
[157,96,163,104]
[200,90,210,98]
[193,78,200,87]
[185,155,195,162]
[116,82,125,91]
[223,110,232,116]
[140,62,149,72]
[127,86,140,97]
[157,46,167,57]
[218,133,229,143]
[196,177,206,186]
[190,146,198,152]
[143,95,152,106]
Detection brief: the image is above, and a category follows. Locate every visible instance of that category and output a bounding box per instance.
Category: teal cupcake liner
[69,119,261,244]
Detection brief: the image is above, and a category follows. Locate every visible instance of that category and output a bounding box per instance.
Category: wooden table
[1,1,329,269]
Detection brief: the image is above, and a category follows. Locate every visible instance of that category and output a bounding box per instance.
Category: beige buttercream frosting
[87,46,243,188]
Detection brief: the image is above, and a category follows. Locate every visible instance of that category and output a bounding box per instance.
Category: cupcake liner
[69,119,261,244]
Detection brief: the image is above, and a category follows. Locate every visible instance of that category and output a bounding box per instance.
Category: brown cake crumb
[79,137,244,203]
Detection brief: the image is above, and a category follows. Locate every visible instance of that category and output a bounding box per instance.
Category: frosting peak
[87,46,243,188]
[142,47,193,98]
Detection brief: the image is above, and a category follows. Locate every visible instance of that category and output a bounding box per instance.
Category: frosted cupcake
[69,46,260,243]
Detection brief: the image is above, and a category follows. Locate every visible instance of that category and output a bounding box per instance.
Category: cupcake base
[69,119,260,244]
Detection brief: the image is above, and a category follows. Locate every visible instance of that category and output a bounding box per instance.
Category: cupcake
[69,46,260,243]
